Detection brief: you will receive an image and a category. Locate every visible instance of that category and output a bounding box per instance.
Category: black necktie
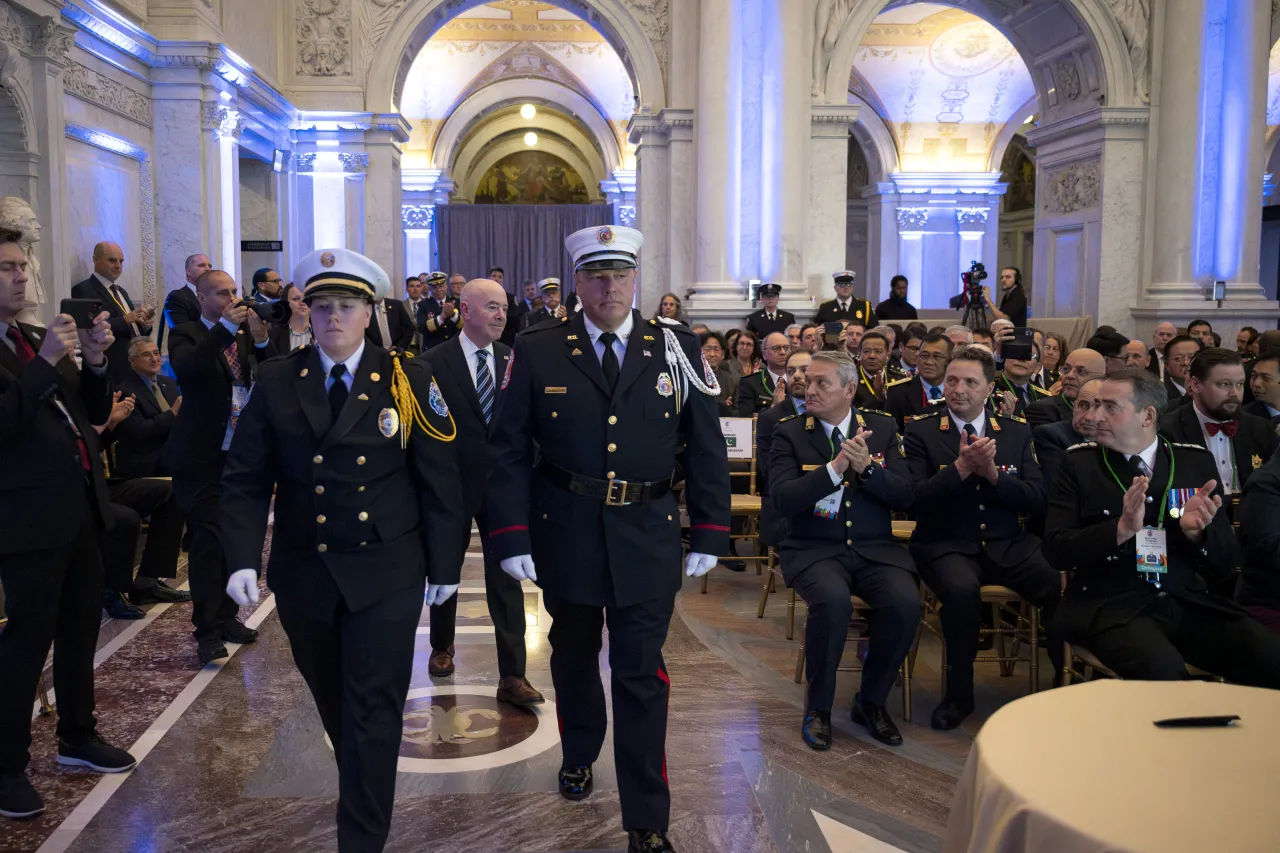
[1132,456,1151,480]
[964,423,977,440]
[599,332,620,390]
[1016,385,1029,406]
[328,363,348,420]
[831,426,844,457]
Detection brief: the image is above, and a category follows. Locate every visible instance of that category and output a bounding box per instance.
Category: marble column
[761,0,809,291]
[1140,0,1275,335]
[28,24,75,317]
[806,105,859,298]
[628,113,671,311]
[364,120,409,295]
[694,0,741,295]
[665,110,697,303]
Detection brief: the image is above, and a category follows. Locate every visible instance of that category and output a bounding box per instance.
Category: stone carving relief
[896,207,929,231]
[297,0,352,77]
[402,204,433,229]
[360,0,408,78]
[293,152,318,172]
[340,152,369,173]
[617,205,637,227]
[619,0,669,96]
[1044,160,1101,214]
[812,0,856,98]
[32,18,75,66]
[64,61,152,127]
[955,208,989,229]
[0,196,45,312]
[1054,60,1082,101]
[201,102,243,138]
[1104,0,1150,102]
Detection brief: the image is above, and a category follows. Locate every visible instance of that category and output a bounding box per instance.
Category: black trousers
[544,593,674,832]
[0,511,102,772]
[173,464,238,641]
[276,576,421,853]
[429,513,526,678]
[103,478,184,593]
[917,549,1061,698]
[790,555,919,712]
[1088,596,1280,687]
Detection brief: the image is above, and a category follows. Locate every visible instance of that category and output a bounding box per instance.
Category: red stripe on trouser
[691,524,730,532]
[656,666,671,786]
[488,525,528,537]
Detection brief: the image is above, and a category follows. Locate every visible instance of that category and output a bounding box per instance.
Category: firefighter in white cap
[486,225,730,853]
[521,277,565,329]
[814,270,878,327]
[220,248,467,852]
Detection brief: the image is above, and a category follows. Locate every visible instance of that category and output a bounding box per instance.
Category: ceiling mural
[853,3,1036,173]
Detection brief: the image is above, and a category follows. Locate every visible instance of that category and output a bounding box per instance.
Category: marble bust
[0,196,46,324]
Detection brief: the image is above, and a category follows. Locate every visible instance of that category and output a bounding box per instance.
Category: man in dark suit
[420,271,461,349]
[365,295,413,351]
[734,331,790,416]
[903,347,1060,731]
[105,337,188,606]
[222,248,468,853]
[0,232,136,820]
[70,242,154,380]
[166,269,275,664]
[512,279,540,329]
[522,278,566,329]
[886,333,951,430]
[755,349,811,548]
[1158,348,1278,503]
[1147,321,1177,379]
[1245,353,1280,425]
[1161,335,1203,409]
[744,282,796,338]
[1026,348,1105,428]
[813,271,877,328]
[1045,369,1280,685]
[1032,377,1102,486]
[770,352,918,751]
[421,278,543,706]
[486,225,729,853]
[158,253,210,354]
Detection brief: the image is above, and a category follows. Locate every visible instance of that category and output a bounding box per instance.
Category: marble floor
[1,533,1057,853]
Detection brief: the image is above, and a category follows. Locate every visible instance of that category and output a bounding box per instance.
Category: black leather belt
[537,459,672,506]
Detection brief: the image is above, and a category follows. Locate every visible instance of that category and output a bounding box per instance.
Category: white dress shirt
[1192,403,1237,492]
[821,409,855,485]
[949,409,988,437]
[1170,377,1187,397]
[1124,437,1161,478]
[460,330,496,391]
[584,311,633,366]
[319,340,365,393]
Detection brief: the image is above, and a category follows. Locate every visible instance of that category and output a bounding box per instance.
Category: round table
[944,680,1280,853]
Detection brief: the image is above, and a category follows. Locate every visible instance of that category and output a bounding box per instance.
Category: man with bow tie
[1158,348,1277,505]
[744,282,795,339]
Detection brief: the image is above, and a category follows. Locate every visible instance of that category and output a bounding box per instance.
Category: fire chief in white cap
[485,225,730,853]
[219,247,468,852]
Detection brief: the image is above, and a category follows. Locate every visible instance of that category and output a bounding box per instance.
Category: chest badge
[378,407,399,438]
[428,379,449,416]
[501,352,515,390]
[656,372,674,397]
[855,310,863,319]
[1253,454,1263,470]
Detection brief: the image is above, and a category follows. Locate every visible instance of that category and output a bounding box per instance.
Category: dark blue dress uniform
[769,410,918,714]
[744,307,796,339]
[1045,440,1280,686]
[486,308,730,834]
[813,296,876,328]
[733,368,783,416]
[902,409,1061,701]
[220,248,468,853]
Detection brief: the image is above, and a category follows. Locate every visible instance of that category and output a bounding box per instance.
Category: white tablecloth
[945,680,1280,853]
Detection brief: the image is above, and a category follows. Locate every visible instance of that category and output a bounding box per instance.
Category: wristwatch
[858,462,876,482]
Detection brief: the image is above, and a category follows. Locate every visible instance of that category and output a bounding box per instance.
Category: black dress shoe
[197,639,229,665]
[222,620,258,644]
[102,591,144,620]
[722,560,747,572]
[930,695,975,731]
[851,699,903,746]
[56,733,136,774]
[627,830,677,852]
[130,580,191,605]
[801,710,832,751]
[558,764,593,801]
[0,772,43,819]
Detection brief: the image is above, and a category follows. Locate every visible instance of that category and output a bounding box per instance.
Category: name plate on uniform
[720,418,754,461]
[544,387,567,394]
[801,464,822,472]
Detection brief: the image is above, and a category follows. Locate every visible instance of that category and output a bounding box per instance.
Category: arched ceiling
[399,0,633,182]
[853,3,1038,173]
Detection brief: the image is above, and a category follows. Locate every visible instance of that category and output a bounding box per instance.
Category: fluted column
[694,0,741,293]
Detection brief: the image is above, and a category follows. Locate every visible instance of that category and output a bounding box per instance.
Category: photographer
[165,270,279,665]
[984,266,1028,327]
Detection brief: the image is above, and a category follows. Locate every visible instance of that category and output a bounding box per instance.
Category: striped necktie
[475,349,494,425]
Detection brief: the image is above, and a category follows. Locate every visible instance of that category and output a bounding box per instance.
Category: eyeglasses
[763,344,790,353]
[917,352,947,362]
[905,343,922,353]
[131,351,160,359]
[1059,364,1091,376]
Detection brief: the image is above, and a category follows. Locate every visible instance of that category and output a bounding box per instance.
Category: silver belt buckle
[605,477,630,507]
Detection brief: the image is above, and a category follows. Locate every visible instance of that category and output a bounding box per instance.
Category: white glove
[500,554,537,582]
[425,583,459,606]
[226,569,260,605]
[684,552,717,578]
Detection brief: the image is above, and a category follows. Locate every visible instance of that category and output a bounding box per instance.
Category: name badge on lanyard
[224,384,252,451]
[1136,527,1168,587]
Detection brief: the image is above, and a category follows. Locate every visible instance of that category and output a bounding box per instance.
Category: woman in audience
[700,330,738,415]
[654,292,687,325]
[1041,332,1068,385]
[283,283,312,351]
[726,328,742,356]
[730,328,761,379]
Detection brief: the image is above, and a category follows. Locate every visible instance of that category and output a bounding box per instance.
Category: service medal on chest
[656,371,674,397]
[378,407,399,438]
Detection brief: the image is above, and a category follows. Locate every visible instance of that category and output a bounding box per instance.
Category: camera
[962,260,987,297]
[241,297,289,325]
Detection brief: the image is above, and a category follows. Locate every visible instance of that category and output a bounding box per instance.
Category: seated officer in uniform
[903,346,1061,730]
[734,331,790,417]
[1025,347,1106,428]
[770,352,918,750]
[221,248,468,853]
[886,333,952,430]
[1045,369,1280,685]
[995,344,1052,418]
[852,331,905,410]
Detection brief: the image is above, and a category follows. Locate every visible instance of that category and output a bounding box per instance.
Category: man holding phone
[71,242,153,380]
[0,229,138,820]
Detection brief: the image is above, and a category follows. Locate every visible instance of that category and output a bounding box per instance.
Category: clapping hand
[995,390,1017,417]
[106,391,135,429]
[1179,480,1222,543]
[841,428,872,473]
[1048,379,1064,396]
[771,378,788,405]
[1116,475,1150,544]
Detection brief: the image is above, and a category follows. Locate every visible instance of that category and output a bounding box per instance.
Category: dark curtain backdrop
[436,204,611,297]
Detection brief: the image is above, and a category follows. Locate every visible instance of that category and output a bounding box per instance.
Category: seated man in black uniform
[755,348,811,549]
[1033,377,1102,485]
[886,333,951,431]
[903,346,1061,730]
[852,331,906,410]
[734,331,790,416]
[1045,369,1280,685]
[770,352,918,750]
[1025,347,1105,428]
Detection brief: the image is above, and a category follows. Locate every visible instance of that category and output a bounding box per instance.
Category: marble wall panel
[154,100,209,298]
[239,156,282,277]
[222,0,284,83]
[63,138,145,304]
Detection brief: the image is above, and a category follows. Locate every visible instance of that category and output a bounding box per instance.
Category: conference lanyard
[1101,438,1176,526]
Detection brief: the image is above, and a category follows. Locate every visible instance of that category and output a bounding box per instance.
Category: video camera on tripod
[950,260,989,329]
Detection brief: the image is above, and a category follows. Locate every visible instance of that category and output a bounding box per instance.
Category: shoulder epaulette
[1067,441,1099,452]
[1031,384,1052,395]
[1005,415,1027,424]
[887,376,912,388]
[1173,442,1211,452]
[909,409,945,421]
[655,316,683,327]
[860,408,893,420]
[778,413,801,424]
